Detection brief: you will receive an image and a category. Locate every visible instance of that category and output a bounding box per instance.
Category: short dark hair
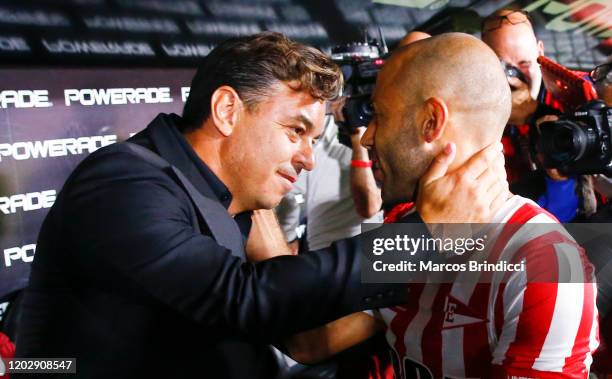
[181,32,342,132]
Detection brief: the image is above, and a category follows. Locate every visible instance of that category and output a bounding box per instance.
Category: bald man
[285,33,598,379]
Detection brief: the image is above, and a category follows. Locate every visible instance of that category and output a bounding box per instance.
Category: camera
[331,35,387,147]
[537,100,612,175]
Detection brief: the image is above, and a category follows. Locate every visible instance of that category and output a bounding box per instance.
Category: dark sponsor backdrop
[0,68,194,300]
[0,0,609,70]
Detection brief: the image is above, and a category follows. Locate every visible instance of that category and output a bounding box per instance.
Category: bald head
[397,31,431,48]
[380,33,511,145]
[361,33,511,205]
[363,33,511,204]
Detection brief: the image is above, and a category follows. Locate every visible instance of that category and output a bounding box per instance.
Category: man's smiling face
[223,81,325,211]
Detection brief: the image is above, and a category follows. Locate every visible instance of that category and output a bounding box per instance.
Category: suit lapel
[168,166,245,260]
[141,115,246,260]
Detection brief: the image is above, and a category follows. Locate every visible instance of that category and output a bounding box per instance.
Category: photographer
[482,8,591,222]
[529,60,612,222]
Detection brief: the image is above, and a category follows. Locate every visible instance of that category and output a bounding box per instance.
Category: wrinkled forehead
[485,24,539,56]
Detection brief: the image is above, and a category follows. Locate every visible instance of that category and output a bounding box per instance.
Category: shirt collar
[173,125,233,209]
[147,113,233,209]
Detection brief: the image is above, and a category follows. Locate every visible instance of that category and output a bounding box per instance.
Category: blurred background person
[482,8,595,222]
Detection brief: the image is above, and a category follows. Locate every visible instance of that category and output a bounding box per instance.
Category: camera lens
[539,120,587,165]
[552,127,576,153]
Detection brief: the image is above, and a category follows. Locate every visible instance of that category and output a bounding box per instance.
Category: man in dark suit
[15,32,508,378]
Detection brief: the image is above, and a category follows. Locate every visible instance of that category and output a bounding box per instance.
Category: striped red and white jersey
[377,195,599,379]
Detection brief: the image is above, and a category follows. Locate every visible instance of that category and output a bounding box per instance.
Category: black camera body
[331,41,385,147]
[537,100,612,175]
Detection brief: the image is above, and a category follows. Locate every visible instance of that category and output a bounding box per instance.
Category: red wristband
[351,160,373,168]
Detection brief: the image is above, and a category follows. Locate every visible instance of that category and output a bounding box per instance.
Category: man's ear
[537,40,544,56]
[210,85,242,137]
[421,97,448,144]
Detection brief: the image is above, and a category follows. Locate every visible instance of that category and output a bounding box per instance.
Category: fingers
[507,76,526,91]
[468,176,508,223]
[536,114,559,124]
[476,144,506,183]
[478,166,499,194]
[331,96,347,121]
[493,150,507,182]
[457,142,502,181]
[546,168,568,181]
[535,114,559,131]
[488,180,510,219]
[420,142,456,186]
[353,126,367,137]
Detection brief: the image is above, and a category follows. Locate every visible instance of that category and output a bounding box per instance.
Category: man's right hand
[508,76,538,125]
[415,142,509,224]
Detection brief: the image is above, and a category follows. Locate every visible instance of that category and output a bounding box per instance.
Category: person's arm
[246,209,294,261]
[274,175,307,251]
[331,96,382,219]
[285,312,384,364]
[507,75,539,125]
[65,149,407,342]
[350,127,382,218]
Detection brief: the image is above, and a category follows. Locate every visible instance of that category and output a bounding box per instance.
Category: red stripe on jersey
[507,202,546,224]
[422,284,452,378]
[464,283,494,378]
[508,230,581,281]
[481,202,544,283]
[503,244,559,370]
[389,284,425,357]
[502,230,575,370]
[493,228,579,356]
[563,254,597,377]
[484,201,552,371]
[388,285,426,379]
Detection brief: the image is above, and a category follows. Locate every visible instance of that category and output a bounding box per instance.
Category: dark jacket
[15,114,408,378]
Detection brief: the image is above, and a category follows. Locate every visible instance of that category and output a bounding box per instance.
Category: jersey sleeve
[491,238,599,379]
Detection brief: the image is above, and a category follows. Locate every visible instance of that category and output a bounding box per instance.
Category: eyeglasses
[482,10,531,32]
[590,63,612,84]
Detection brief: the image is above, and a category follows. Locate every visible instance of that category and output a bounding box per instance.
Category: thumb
[420,142,456,186]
